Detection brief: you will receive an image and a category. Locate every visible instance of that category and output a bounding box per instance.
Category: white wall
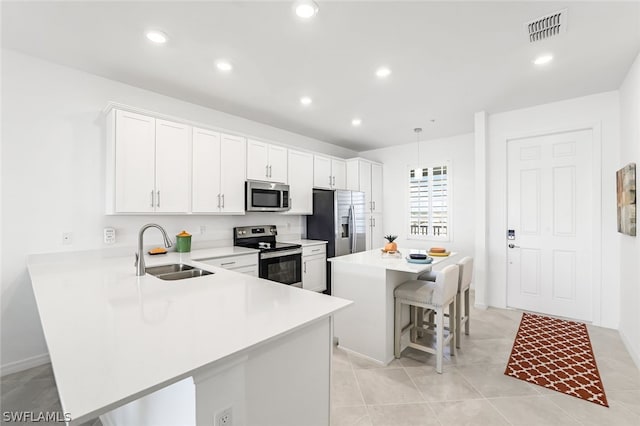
[484,91,621,329]
[0,49,357,373]
[618,52,640,368]
[360,133,475,257]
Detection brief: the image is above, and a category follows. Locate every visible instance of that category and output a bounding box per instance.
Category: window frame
[406,160,452,242]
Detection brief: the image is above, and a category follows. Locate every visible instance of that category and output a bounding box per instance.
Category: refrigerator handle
[350,204,357,253]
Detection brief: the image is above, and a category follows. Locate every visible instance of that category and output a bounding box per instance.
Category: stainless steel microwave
[245,181,290,212]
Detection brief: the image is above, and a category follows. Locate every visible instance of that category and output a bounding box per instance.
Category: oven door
[260,249,302,287]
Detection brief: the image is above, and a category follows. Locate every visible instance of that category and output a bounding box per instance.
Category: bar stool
[418,257,474,349]
[394,264,460,373]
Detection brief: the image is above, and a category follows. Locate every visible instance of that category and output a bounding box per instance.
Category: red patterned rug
[504,312,608,407]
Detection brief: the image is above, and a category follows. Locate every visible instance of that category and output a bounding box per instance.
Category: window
[408,163,449,239]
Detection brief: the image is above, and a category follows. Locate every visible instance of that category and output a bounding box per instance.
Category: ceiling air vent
[526,9,567,42]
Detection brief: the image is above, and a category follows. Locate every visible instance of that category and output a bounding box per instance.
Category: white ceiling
[2,1,639,151]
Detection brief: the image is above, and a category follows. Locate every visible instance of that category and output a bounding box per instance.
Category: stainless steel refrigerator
[306,189,366,293]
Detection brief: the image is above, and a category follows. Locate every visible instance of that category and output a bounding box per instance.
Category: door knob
[508,244,520,249]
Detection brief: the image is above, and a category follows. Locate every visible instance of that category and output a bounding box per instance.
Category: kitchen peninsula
[329,249,460,365]
[28,249,351,426]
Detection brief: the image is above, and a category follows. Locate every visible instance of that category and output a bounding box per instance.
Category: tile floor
[330,294,640,426]
[2,292,639,426]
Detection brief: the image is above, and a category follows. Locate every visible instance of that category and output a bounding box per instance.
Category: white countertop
[328,248,458,273]
[28,248,351,423]
[282,239,328,247]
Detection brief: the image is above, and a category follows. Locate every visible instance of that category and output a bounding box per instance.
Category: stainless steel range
[234,225,302,287]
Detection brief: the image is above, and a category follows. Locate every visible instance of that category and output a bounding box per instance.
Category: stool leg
[464,288,470,336]
[410,305,417,343]
[449,300,456,357]
[394,299,401,358]
[455,291,462,349]
[435,308,444,374]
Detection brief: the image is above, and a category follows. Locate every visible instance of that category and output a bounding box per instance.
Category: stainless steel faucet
[135,223,173,276]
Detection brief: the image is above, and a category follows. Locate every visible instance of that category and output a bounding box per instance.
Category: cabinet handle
[311,248,321,252]
[332,176,336,186]
[157,190,160,207]
[221,261,236,266]
[217,194,221,209]
[304,261,307,274]
[266,165,269,178]
[221,194,225,208]
[328,175,332,186]
[269,165,272,178]
[150,190,155,208]
[372,201,375,211]
[372,217,376,227]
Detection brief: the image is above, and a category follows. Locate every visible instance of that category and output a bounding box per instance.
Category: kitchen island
[28,249,351,426]
[329,248,460,365]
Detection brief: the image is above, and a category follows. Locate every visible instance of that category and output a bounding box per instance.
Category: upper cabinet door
[155,119,191,213]
[370,163,383,213]
[114,110,156,213]
[246,139,269,181]
[192,127,221,213]
[220,133,247,214]
[332,159,347,190]
[358,161,372,208]
[313,155,332,189]
[287,150,313,215]
[267,144,288,183]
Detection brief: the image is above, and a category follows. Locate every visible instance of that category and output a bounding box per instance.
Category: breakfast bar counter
[329,248,459,364]
[28,249,351,426]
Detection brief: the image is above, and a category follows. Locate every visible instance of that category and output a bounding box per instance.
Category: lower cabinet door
[303,255,327,292]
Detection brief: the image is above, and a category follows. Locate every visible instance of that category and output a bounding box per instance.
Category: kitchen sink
[146,264,214,280]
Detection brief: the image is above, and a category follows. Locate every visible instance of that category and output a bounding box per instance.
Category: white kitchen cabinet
[313,155,332,189]
[192,128,246,214]
[314,155,346,190]
[220,133,247,214]
[302,244,327,292]
[331,159,347,190]
[346,158,383,213]
[371,163,383,213]
[110,110,189,213]
[155,119,191,213]
[366,214,384,250]
[247,139,287,183]
[196,253,259,277]
[286,150,314,215]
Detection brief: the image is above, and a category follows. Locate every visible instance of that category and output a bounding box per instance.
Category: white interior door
[507,129,593,321]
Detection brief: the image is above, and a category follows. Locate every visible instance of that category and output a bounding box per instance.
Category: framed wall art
[616,163,636,236]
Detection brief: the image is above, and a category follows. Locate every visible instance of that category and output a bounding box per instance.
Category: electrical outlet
[62,232,73,245]
[215,407,232,426]
[104,227,116,244]
[200,225,207,235]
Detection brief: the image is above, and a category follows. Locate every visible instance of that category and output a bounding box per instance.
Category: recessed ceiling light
[300,96,312,105]
[351,119,362,127]
[216,60,233,72]
[145,30,168,44]
[533,54,553,65]
[375,67,391,78]
[294,0,319,19]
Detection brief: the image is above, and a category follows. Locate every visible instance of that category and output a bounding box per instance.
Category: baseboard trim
[619,328,640,371]
[474,303,488,310]
[1,352,50,377]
